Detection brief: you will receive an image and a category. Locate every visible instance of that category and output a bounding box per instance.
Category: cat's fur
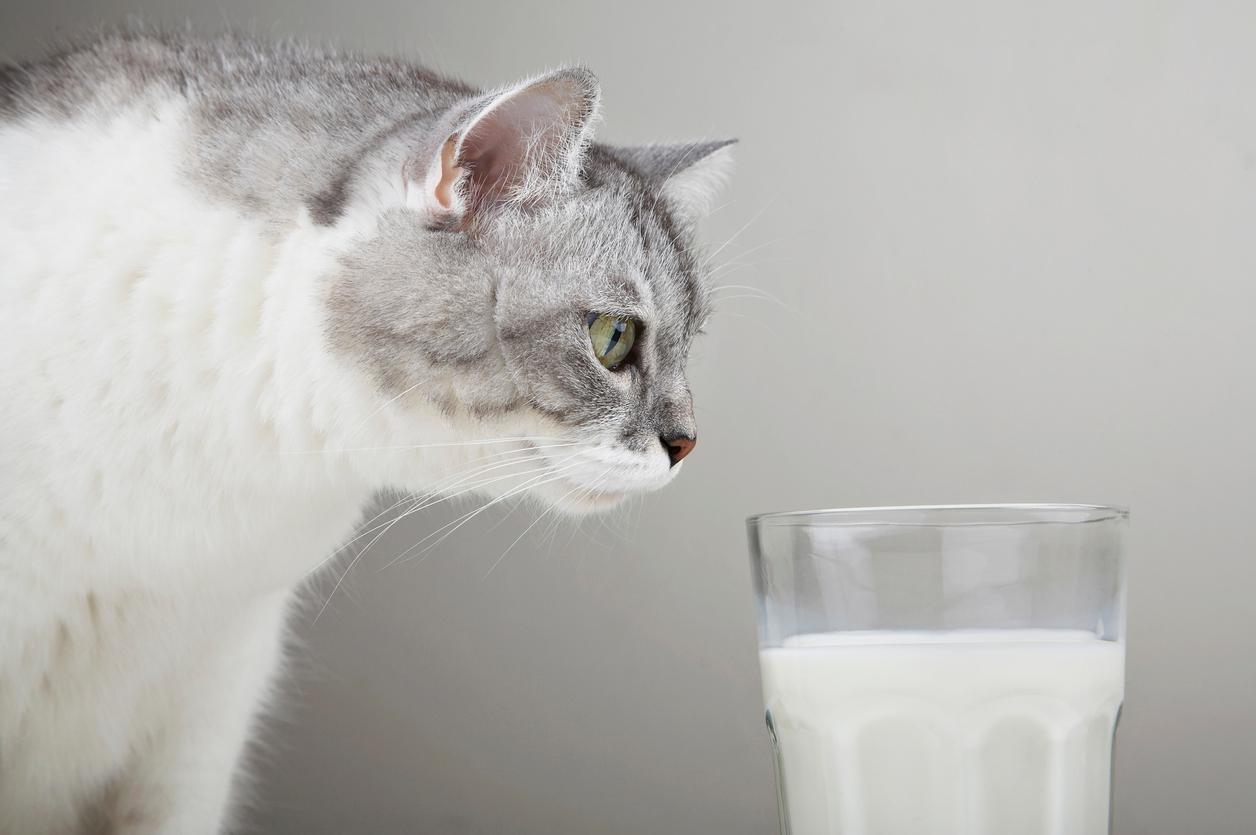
[0,31,732,834]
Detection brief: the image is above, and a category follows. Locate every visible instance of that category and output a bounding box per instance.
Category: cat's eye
[586,313,637,370]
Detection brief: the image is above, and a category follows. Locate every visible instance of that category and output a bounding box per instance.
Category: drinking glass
[747,504,1128,835]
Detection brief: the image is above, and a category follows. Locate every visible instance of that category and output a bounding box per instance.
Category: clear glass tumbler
[747,504,1127,835]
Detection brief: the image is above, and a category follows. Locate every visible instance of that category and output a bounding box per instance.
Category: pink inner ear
[455,78,587,206]
[432,136,462,211]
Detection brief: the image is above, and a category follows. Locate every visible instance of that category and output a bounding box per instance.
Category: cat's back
[2,30,476,220]
[1,29,471,123]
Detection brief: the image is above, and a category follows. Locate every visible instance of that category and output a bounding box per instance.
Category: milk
[759,630,1124,835]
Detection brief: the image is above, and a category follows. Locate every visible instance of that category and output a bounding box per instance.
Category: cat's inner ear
[612,140,737,224]
[408,68,600,220]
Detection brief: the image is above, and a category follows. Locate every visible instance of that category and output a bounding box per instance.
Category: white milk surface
[759,630,1124,835]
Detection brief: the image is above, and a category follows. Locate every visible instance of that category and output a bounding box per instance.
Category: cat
[0,30,733,835]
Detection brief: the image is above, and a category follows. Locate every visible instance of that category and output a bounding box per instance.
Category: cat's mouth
[517,436,677,513]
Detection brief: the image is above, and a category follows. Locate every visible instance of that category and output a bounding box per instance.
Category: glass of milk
[748,504,1127,835]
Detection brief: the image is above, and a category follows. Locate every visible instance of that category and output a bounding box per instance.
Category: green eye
[587,313,637,370]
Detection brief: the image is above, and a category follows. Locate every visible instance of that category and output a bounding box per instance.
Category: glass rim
[746,503,1128,529]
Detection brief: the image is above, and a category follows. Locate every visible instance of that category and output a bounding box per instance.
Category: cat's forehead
[487,167,710,326]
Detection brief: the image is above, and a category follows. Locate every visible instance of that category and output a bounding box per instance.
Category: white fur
[0,98,364,835]
[0,98,677,833]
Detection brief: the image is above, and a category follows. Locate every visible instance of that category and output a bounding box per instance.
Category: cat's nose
[660,434,696,467]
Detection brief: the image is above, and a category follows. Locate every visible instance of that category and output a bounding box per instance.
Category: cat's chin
[525,479,630,516]
[550,487,629,515]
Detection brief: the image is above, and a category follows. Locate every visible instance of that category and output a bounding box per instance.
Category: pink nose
[662,435,696,467]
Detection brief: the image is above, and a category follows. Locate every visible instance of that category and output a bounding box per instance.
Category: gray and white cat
[0,31,732,834]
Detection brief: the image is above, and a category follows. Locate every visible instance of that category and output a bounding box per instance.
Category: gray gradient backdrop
[4,2,1254,833]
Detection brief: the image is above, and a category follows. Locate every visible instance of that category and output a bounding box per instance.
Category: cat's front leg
[99,591,291,835]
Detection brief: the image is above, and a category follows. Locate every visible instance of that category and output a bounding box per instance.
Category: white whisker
[279,435,577,456]
[697,199,776,273]
[383,459,586,570]
[486,463,615,578]
[704,238,782,275]
[336,378,428,446]
[307,448,556,579]
[311,454,584,619]
[306,443,591,616]
[709,282,786,301]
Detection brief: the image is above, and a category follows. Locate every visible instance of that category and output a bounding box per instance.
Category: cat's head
[324,68,733,512]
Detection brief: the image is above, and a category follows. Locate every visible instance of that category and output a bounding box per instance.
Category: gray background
[4,1,1254,833]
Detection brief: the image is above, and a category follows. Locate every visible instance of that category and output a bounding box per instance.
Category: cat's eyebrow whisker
[709,287,777,303]
[696,196,778,274]
[709,282,771,293]
[710,294,783,303]
[707,293,798,316]
[705,260,787,286]
[704,239,782,277]
[709,282,785,299]
[705,256,796,288]
[710,311,784,339]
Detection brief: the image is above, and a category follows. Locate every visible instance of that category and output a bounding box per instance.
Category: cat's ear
[406,68,600,222]
[612,140,737,223]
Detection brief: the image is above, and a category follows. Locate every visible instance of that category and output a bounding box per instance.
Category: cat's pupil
[587,314,637,369]
[601,322,624,353]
